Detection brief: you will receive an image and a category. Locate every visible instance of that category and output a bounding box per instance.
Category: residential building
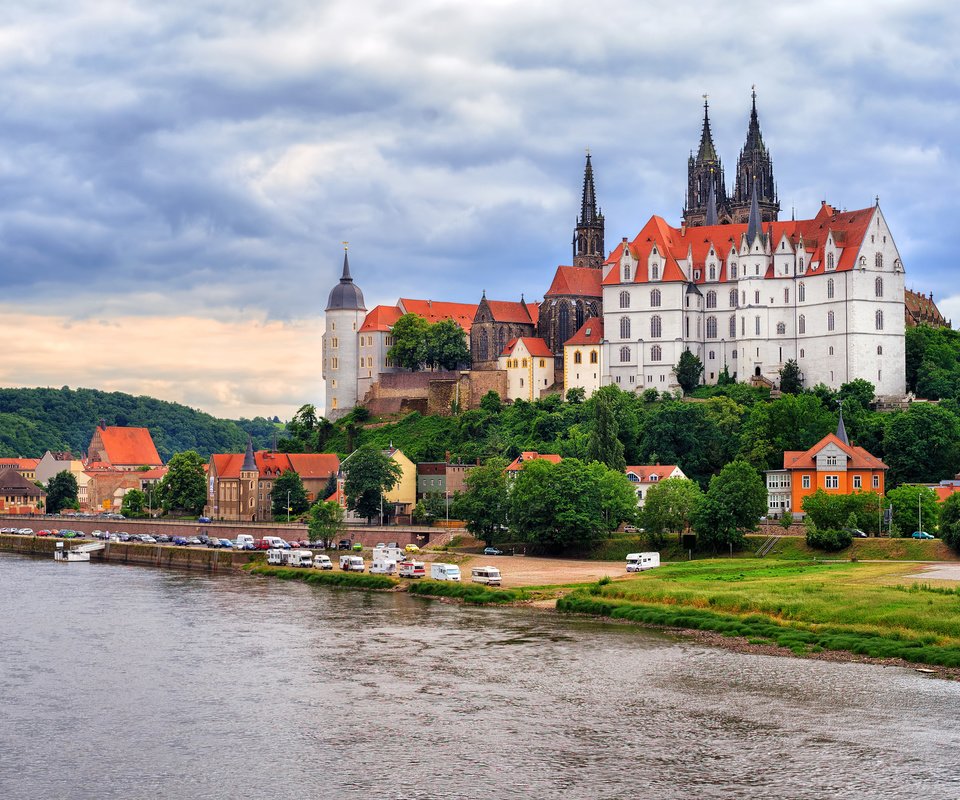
[498,337,556,401]
[0,458,39,482]
[417,458,475,501]
[0,468,46,514]
[35,451,82,485]
[505,451,562,482]
[625,464,687,507]
[87,423,163,470]
[563,318,604,398]
[764,412,887,517]
[904,289,950,328]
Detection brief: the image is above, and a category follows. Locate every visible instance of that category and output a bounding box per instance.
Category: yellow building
[498,337,556,401]
[563,318,603,398]
[383,447,417,515]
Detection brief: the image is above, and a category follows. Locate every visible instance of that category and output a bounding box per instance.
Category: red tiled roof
[213,451,339,480]
[544,266,602,298]
[527,302,540,325]
[905,288,949,328]
[96,427,162,467]
[564,317,603,346]
[500,337,555,359]
[485,300,535,324]
[137,467,168,480]
[398,298,479,333]
[933,486,960,502]
[0,458,40,470]
[505,451,563,472]
[359,304,403,333]
[84,460,114,472]
[782,433,887,471]
[625,465,682,483]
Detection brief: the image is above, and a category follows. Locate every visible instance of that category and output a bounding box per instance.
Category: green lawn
[558,559,960,667]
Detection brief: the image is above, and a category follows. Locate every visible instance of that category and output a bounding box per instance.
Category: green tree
[307,499,344,546]
[939,493,960,552]
[886,484,940,536]
[271,469,310,519]
[779,359,803,394]
[801,489,850,530]
[121,488,147,518]
[675,349,704,395]
[884,404,960,485]
[693,460,766,551]
[451,457,509,546]
[591,461,640,532]
[46,470,79,513]
[155,450,207,516]
[344,446,403,523]
[479,390,502,414]
[387,313,431,370]
[425,319,470,370]
[640,477,704,547]
[780,511,793,529]
[738,393,836,470]
[586,391,626,471]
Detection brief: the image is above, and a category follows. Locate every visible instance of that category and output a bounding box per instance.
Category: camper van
[313,554,333,570]
[266,548,286,566]
[398,560,426,578]
[339,555,365,572]
[286,550,313,568]
[369,558,398,575]
[470,566,502,586]
[626,552,660,572]
[372,545,405,563]
[430,563,461,582]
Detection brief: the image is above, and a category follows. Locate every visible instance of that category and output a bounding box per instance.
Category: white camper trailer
[625,552,660,572]
[430,563,461,582]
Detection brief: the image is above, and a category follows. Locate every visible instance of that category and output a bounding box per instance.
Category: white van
[236,534,255,550]
[267,548,286,565]
[339,555,365,572]
[430,563,461,582]
[370,558,398,575]
[263,536,288,549]
[287,550,313,568]
[471,566,502,586]
[398,560,426,578]
[313,554,333,570]
[626,552,660,572]
[372,545,405,563]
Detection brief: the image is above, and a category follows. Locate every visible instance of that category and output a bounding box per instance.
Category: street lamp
[287,490,291,524]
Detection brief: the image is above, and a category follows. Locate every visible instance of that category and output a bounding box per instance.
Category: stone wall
[363,370,507,418]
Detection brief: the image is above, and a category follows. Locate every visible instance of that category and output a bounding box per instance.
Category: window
[619,291,630,309]
[875,277,883,297]
[825,475,839,489]
[875,309,884,330]
[574,351,582,364]
[873,475,880,489]
[853,475,862,489]
[331,337,339,348]
[798,282,805,302]
[730,263,738,279]
[331,357,339,369]
[875,253,883,269]
[694,270,701,280]
[706,316,717,338]
[650,288,661,307]
[827,253,835,270]
[732,350,738,360]
[776,322,786,335]
[784,288,790,303]
[877,345,883,355]
[589,350,598,364]
[522,359,528,367]
[706,290,717,309]
[729,316,736,337]
[827,278,834,299]
[708,350,715,360]
[539,359,545,368]
[802,475,811,489]
[828,310,835,331]
[826,455,838,466]
[800,348,805,358]
[620,317,631,339]
[755,316,761,335]
[798,314,805,334]
[729,289,737,308]
[651,316,662,338]
[709,266,715,281]
[651,345,662,361]
[620,346,631,363]
[799,257,804,271]
[623,265,631,281]
[651,264,659,280]
[754,290,760,304]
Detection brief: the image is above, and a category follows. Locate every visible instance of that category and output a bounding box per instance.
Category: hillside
[0,387,282,461]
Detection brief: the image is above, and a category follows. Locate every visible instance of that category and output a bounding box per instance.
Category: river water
[1,554,958,800]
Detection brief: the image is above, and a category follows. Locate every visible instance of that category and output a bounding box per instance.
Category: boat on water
[53,541,104,563]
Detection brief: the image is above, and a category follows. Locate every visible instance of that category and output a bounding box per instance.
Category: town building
[87,423,163,470]
[764,412,887,518]
[498,337,556,401]
[470,295,539,370]
[904,288,950,328]
[625,464,687,507]
[416,458,474,501]
[0,458,39,482]
[35,451,83,486]
[0,468,46,514]
[331,446,417,523]
[563,318,604,398]
[505,451,562,482]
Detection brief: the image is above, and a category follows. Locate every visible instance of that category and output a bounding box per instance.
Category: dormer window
[709,266,715,280]
[651,263,659,280]
[694,270,701,280]
[826,252,835,270]
[730,263,737,279]
[623,265,631,281]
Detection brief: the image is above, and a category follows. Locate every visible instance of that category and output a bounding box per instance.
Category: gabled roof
[500,337,554,359]
[0,458,39,470]
[213,451,340,480]
[505,451,563,472]
[95,427,162,467]
[625,464,683,483]
[0,468,44,495]
[782,433,887,471]
[398,298,479,333]
[484,299,536,325]
[564,317,604,347]
[137,467,168,480]
[359,304,403,333]
[544,266,602,298]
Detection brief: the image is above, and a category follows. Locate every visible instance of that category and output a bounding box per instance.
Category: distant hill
[0,387,283,461]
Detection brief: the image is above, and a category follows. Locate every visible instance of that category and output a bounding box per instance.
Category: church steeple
[731,88,779,224]
[572,151,605,269]
[705,169,718,226]
[684,97,729,228]
[746,178,762,245]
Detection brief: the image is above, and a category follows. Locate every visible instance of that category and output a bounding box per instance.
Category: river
[1,553,958,799]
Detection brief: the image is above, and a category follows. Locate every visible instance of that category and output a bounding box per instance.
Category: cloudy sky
[0,1,957,419]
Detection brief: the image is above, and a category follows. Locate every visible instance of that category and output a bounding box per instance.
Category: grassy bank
[407,579,528,605]
[557,560,960,667]
[248,565,398,590]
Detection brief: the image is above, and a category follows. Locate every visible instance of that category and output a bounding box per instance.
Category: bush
[780,511,793,529]
[407,580,527,604]
[805,527,853,552]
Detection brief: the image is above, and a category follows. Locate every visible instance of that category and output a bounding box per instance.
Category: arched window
[798,282,805,302]
[776,322,786,335]
[798,314,806,334]
[589,350,598,364]
[729,316,736,337]
[620,346,631,363]
[620,316,631,339]
[651,345,662,361]
[650,289,661,308]
[709,266,715,281]
[828,310,835,331]
[558,304,570,347]
[623,265,631,281]
[650,316,662,338]
[799,257,804,270]
[576,303,585,332]
[619,291,630,309]
[651,263,659,280]
[877,345,883,355]
[875,277,883,297]
[730,263,737,279]
[478,329,489,361]
[573,351,582,364]
[829,346,834,356]
[827,253,835,270]
[729,289,737,308]
[875,309,884,330]
[706,316,717,338]
[706,290,717,309]
[827,278,834,299]
[875,253,883,269]
[708,351,715,360]
[800,348,805,358]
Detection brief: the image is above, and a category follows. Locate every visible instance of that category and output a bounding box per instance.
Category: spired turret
[572,152,605,268]
[683,98,730,227]
[323,246,367,420]
[730,89,779,225]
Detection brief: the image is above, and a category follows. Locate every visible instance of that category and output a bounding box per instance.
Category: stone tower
[323,246,367,420]
[730,89,779,224]
[683,99,730,227]
[572,152,605,268]
[239,435,258,522]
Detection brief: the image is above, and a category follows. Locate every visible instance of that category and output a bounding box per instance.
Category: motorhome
[266,549,286,565]
[339,555,365,572]
[370,558,398,575]
[313,554,333,570]
[626,552,660,572]
[286,550,313,568]
[430,563,461,582]
[372,545,405,563]
[398,560,426,578]
[470,566,502,586]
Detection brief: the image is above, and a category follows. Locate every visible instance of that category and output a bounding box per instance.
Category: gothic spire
[743,87,766,155]
[746,179,762,244]
[572,151,605,269]
[836,400,849,445]
[705,170,718,226]
[580,151,598,225]
[697,97,718,162]
[242,435,256,472]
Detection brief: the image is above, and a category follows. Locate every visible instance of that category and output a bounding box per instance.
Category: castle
[323,93,920,418]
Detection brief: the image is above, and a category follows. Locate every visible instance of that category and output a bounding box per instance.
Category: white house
[625,464,687,507]
[498,337,555,401]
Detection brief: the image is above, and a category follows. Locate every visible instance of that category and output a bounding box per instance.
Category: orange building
[765,414,887,517]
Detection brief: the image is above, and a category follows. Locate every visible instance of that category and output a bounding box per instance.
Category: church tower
[239,435,258,522]
[683,99,730,227]
[730,89,779,224]
[572,152,605,268]
[323,246,367,420]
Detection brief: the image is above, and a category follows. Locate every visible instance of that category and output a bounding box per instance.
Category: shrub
[805,527,853,552]
[780,511,793,529]
[407,580,526,604]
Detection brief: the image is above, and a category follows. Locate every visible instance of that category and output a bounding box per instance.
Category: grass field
[557,559,960,667]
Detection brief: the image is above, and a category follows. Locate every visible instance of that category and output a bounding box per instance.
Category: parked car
[338,539,352,550]
[352,542,363,551]
[186,537,202,546]
[483,547,504,556]
[172,536,188,546]
[155,534,170,543]
[198,516,212,523]
[912,531,935,539]
[140,535,157,544]
[404,543,421,553]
